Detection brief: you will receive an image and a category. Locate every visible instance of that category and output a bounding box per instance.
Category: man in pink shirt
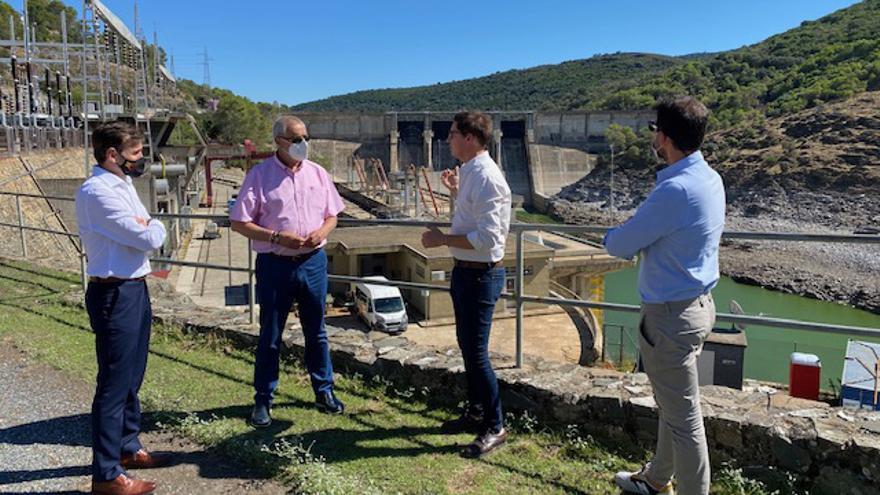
[230,116,345,427]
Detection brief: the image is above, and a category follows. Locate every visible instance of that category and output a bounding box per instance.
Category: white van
[354,276,408,333]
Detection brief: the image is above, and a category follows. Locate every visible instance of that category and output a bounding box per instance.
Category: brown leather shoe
[120,449,173,469]
[460,428,508,458]
[91,474,156,495]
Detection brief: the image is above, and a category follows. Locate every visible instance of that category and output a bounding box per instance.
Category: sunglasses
[648,121,659,132]
[281,135,310,143]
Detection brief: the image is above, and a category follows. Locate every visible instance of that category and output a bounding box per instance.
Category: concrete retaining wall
[528,144,597,197]
[0,152,81,270]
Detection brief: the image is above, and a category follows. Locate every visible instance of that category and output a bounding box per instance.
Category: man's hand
[134,216,148,227]
[303,227,328,248]
[277,231,306,249]
[441,167,459,196]
[421,226,446,248]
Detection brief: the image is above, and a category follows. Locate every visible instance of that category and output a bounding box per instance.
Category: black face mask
[120,155,147,178]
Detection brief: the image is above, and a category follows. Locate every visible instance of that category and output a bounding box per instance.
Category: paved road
[0,338,285,494]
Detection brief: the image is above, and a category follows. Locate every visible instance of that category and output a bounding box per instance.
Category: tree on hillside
[603,124,653,169]
[25,0,82,43]
[208,94,270,146]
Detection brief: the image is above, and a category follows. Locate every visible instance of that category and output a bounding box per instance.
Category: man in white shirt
[422,111,512,458]
[76,121,168,495]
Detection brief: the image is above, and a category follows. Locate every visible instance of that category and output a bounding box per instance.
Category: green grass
[0,258,788,494]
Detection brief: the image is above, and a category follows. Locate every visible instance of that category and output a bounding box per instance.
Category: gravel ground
[0,338,287,495]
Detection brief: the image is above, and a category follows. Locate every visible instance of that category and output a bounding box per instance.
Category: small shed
[841,340,880,411]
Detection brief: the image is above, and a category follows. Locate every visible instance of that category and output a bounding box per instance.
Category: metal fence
[2,189,880,369]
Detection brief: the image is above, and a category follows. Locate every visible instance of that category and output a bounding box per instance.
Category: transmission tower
[198,46,212,87]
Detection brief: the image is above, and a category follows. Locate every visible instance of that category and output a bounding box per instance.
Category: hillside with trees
[291,53,684,113]
[292,0,880,132]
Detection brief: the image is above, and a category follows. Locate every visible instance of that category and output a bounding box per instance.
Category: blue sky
[57,0,861,106]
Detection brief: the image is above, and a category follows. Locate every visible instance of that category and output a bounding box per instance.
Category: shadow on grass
[0,259,79,287]
[0,300,92,333]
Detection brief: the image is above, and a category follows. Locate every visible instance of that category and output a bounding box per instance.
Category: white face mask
[650,139,666,164]
[288,139,308,162]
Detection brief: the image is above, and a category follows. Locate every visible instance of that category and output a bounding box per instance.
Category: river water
[603,265,880,389]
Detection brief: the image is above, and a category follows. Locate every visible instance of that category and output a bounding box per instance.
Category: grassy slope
[0,258,778,494]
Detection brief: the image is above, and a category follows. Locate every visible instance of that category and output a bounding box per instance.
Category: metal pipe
[45,67,51,115]
[0,221,77,237]
[515,229,524,368]
[80,252,87,292]
[0,191,76,201]
[26,61,34,113]
[15,195,27,257]
[248,240,255,324]
[11,56,20,113]
[22,0,30,61]
[518,294,880,338]
[55,71,62,112]
[227,224,232,286]
[61,9,69,75]
[150,257,250,273]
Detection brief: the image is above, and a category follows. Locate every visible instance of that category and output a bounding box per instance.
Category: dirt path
[0,338,286,494]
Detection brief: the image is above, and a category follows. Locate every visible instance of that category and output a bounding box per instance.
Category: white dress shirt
[449,151,512,263]
[75,166,166,278]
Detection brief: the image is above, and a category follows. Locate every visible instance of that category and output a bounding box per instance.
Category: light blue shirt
[603,151,725,303]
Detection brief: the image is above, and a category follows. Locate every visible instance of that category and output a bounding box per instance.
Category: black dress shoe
[439,411,484,434]
[461,428,508,458]
[315,391,345,414]
[248,403,271,428]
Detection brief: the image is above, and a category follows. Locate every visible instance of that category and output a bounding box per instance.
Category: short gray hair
[272,115,305,138]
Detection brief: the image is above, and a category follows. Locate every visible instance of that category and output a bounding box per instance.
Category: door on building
[359,254,388,277]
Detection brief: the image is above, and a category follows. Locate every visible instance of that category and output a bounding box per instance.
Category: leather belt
[454,259,503,270]
[266,250,319,262]
[88,275,146,283]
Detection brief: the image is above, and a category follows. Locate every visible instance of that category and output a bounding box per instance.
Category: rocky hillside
[550,91,880,313]
[555,91,880,228]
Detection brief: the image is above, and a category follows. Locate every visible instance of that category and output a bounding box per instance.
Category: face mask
[288,140,308,162]
[120,155,147,178]
[650,141,666,164]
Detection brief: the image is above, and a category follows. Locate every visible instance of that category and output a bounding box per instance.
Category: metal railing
[2,190,880,369]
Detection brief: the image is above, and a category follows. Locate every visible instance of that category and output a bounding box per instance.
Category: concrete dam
[298,110,653,209]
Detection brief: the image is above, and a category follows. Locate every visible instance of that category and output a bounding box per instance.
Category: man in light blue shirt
[606,97,724,495]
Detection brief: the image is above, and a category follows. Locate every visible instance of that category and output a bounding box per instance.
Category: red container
[789,352,821,400]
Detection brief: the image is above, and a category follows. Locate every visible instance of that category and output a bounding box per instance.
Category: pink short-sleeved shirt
[230,155,345,255]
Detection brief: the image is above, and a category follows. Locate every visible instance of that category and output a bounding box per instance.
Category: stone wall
[123,279,880,494]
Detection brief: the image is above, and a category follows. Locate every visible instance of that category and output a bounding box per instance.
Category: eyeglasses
[648,121,659,132]
[281,134,310,143]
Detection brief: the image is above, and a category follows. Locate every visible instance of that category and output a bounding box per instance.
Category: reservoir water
[602,265,880,390]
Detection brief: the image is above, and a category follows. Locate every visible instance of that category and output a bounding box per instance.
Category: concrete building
[299,110,654,212]
[325,226,554,320]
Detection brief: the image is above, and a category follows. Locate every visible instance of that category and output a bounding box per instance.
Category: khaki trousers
[639,293,715,495]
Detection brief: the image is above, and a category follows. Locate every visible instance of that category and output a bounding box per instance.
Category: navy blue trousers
[254,250,334,406]
[85,279,151,482]
[450,265,505,432]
